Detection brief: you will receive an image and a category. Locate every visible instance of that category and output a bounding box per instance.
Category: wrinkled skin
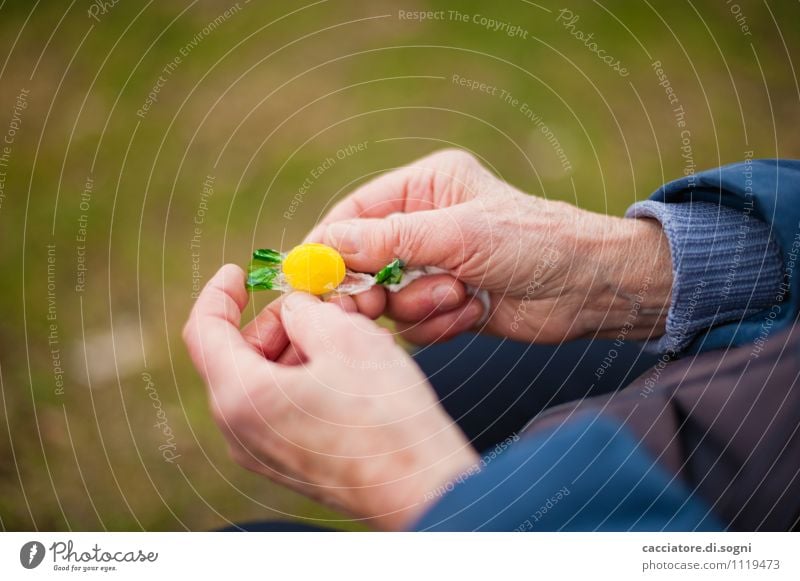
[184,149,673,529]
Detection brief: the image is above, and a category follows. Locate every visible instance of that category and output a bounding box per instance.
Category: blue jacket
[413,160,800,531]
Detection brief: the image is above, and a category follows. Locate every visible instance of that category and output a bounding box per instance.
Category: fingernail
[432,284,461,309]
[325,222,361,254]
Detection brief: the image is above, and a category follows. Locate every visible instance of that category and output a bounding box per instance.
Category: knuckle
[415,150,481,203]
[386,215,427,260]
[369,215,403,257]
[429,148,477,167]
[439,151,484,202]
[448,149,479,168]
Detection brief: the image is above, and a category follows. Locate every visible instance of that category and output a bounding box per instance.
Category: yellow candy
[282,243,346,295]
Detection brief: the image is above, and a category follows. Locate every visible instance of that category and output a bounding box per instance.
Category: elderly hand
[311,149,673,344]
[183,265,478,530]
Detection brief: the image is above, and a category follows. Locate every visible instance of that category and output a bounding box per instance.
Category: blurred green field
[0,0,797,530]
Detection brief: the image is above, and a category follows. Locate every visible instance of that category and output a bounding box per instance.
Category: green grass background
[0,0,797,530]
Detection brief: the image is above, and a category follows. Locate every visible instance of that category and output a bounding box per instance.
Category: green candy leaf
[252,248,282,265]
[246,266,279,291]
[246,249,283,292]
[374,258,405,285]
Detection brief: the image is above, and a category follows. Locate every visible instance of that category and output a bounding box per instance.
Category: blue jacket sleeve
[649,159,799,353]
[412,416,721,531]
[625,201,782,355]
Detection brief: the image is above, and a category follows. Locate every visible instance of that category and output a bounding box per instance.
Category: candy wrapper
[246,244,422,295]
[245,243,490,321]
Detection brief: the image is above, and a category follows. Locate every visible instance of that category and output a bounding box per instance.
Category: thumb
[323,208,472,272]
[281,292,382,360]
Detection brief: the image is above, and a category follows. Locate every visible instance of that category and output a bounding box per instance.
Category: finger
[281,292,384,360]
[183,264,267,389]
[241,296,289,360]
[386,274,466,322]
[277,342,306,366]
[330,288,385,319]
[327,294,359,314]
[323,206,473,272]
[395,298,485,345]
[316,166,419,225]
[245,295,356,365]
[351,286,386,319]
[269,295,357,365]
[301,169,427,246]
[280,292,348,358]
[315,150,479,228]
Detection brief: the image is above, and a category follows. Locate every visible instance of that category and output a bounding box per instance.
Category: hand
[183,265,478,530]
[310,149,673,344]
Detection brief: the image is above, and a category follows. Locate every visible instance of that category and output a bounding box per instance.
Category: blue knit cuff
[625,200,783,354]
